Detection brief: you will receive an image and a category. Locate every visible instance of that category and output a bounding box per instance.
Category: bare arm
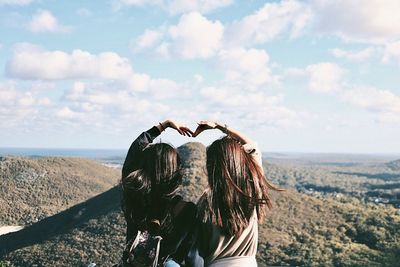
[122,119,193,178]
[157,119,193,137]
[192,120,253,145]
[214,122,253,145]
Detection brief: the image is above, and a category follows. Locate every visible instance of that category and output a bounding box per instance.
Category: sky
[0,0,400,154]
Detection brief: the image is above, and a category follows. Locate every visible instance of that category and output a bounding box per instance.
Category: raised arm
[192,120,253,144]
[215,122,253,145]
[192,120,262,165]
[122,119,193,179]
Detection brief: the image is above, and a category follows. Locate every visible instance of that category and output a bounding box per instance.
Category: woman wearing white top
[191,121,282,267]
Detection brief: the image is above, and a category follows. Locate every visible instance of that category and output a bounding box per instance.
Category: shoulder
[242,142,262,167]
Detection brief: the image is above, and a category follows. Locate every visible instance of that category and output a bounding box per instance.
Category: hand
[164,120,193,137]
[192,121,218,137]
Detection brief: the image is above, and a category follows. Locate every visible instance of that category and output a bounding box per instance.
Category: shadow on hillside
[367,183,400,190]
[0,186,121,256]
[298,183,345,193]
[333,171,400,181]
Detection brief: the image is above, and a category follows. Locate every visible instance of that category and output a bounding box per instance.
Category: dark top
[121,126,198,264]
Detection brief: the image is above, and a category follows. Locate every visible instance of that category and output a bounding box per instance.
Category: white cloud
[198,50,302,128]
[59,81,172,123]
[217,48,276,89]
[147,78,183,99]
[283,67,307,77]
[133,1,312,58]
[167,12,224,59]
[113,0,158,10]
[342,86,400,114]
[117,0,147,4]
[166,0,233,15]
[225,0,312,47]
[330,47,376,62]
[129,0,400,62]
[0,81,50,128]
[200,86,301,128]
[133,12,223,59]
[113,0,233,15]
[193,74,203,83]
[56,106,84,120]
[312,0,400,43]
[201,87,283,107]
[0,0,33,5]
[306,62,344,93]
[382,41,400,64]
[342,86,400,123]
[6,44,187,99]
[154,42,170,58]
[76,8,93,17]
[132,29,163,52]
[38,97,51,106]
[0,82,35,110]
[6,44,133,80]
[28,10,71,33]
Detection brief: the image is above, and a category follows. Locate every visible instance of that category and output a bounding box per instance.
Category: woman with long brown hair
[120,119,197,267]
[192,121,281,267]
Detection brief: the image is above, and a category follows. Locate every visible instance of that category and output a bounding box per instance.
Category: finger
[193,126,201,132]
[180,128,189,136]
[192,130,199,137]
[192,128,203,137]
[176,129,184,135]
[183,129,192,136]
[181,127,194,135]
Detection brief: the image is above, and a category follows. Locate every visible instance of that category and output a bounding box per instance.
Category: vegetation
[1,145,399,266]
[177,142,207,202]
[387,159,400,171]
[264,159,400,207]
[0,156,119,225]
[257,192,400,267]
[0,261,15,267]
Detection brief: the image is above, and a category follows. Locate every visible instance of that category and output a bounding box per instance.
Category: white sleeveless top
[202,210,258,266]
[199,142,262,266]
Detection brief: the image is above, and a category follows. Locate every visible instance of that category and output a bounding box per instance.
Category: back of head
[141,143,181,193]
[201,136,275,236]
[122,143,182,232]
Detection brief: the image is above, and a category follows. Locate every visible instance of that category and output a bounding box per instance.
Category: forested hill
[1,144,399,266]
[387,159,400,171]
[0,156,120,226]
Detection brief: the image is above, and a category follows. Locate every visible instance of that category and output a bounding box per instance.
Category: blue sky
[1,0,400,153]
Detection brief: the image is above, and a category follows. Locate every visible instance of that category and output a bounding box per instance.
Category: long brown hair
[121,143,182,233]
[198,136,281,236]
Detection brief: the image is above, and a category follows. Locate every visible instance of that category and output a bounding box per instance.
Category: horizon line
[1,146,399,156]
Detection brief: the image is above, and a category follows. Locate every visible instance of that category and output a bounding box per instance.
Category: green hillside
[0,156,120,225]
[1,144,399,266]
